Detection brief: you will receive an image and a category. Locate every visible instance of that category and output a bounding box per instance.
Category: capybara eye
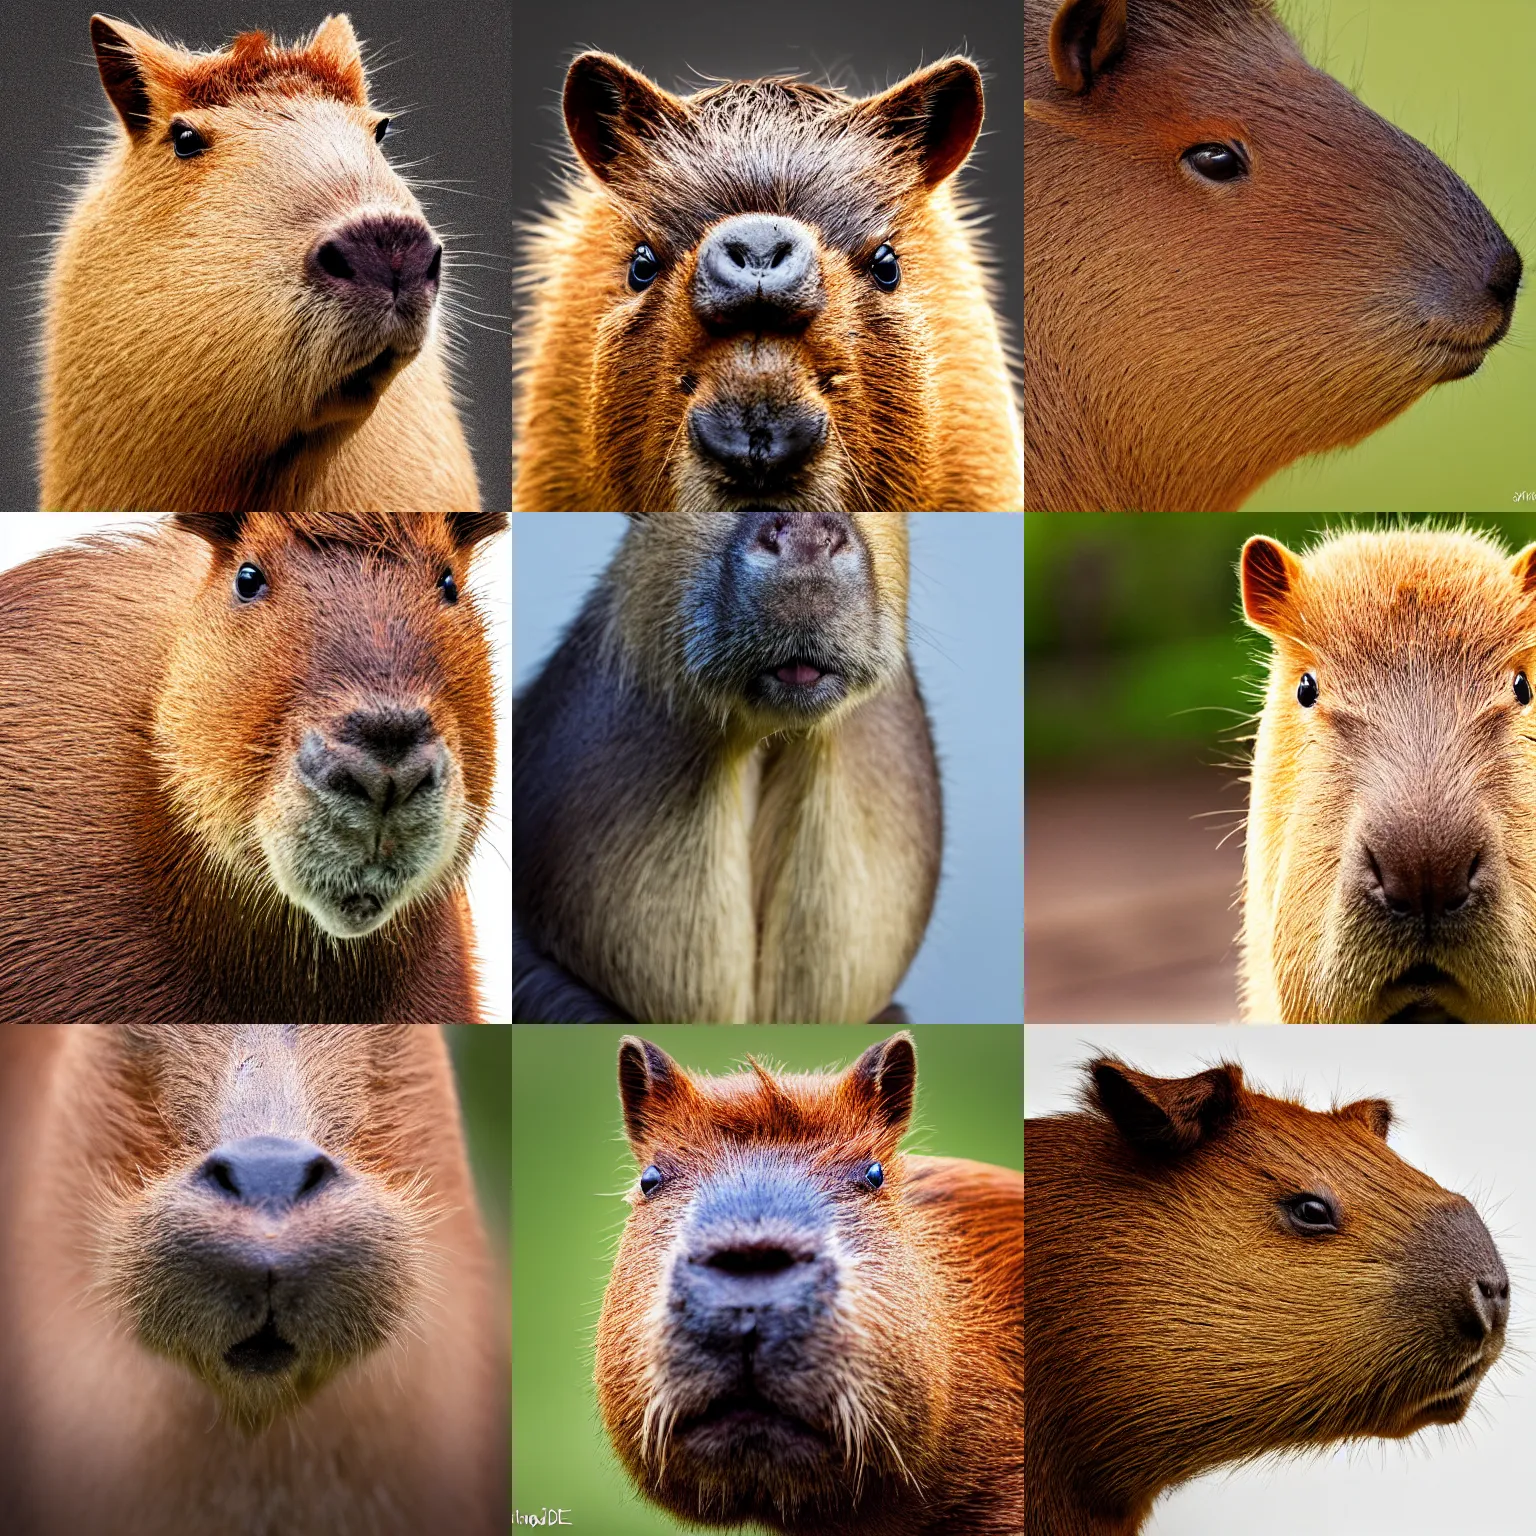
[438,569,459,605]
[862,1161,884,1191]
[1283,1193,1338,1235]
[169,119,208,159]
[1296,672,1319,708]
[233,562,268,603]
[1515,671,1532,706]
[374,116,391,145]
[1182,142,1248,183]
[639,1165,663,1197]
[628,243,660,292]
[869,243,901,292]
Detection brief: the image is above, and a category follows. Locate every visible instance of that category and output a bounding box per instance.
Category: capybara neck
[1024,0,1521,510]
[515,53,1021,510]
[41,16,480,513]
[1026,1058,1508,1534]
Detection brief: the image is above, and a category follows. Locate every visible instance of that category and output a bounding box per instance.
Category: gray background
[0,3,511,511]
[510,0,1023,361]
[513,513,1024,1024]
[1026,1025,1536,1533]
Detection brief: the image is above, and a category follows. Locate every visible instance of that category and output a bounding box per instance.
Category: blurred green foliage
[511,1024,1022,1534]
[446,1025,510,1251]
[1026,512,1536,766]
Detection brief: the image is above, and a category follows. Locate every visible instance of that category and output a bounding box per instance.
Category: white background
[0,513,511,1022]
[1026,1025,1536,1534]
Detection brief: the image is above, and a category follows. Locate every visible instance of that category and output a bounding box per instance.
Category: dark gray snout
[297,704,446,818]
[195,1135,339,1211]
[692,214,825,333]
[307,212,443,316]
[688,396,829,492]
[1413,1198,1509,1345]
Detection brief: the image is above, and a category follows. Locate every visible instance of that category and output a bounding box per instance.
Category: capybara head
[552,53,986,511]
[1026,1059,1509,1522]
[1240,528,1536,1022]
[59,15,448,467]
[82,1024,449,1432]
[1024,0,1522,511]
[610,511,910,732]
[596,1033,940,1529]
[153,511,505,939]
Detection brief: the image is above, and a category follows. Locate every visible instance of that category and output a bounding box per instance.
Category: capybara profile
[1024,0,1523,511]
[596,1033,1023,1535]
[514,511,941,1023]
[42,15,480,513]
[0,511,507,1023]
[1026,1057,1509,1534]
[515,52,1022,511]
[0,1022,507,1536]
[1240,527,1536,1022]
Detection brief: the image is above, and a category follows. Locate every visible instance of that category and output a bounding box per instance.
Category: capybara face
[74,17,445,457]
[612,511,909,731]
[596,1035,937,1529]
[86,1024,439,1432]
[1241,529,1536,1022]
[1025,0,1521,509]
[554,54,987,511]
[154,511,505,939]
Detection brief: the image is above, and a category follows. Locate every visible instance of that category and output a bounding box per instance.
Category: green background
[1247,1,1536,512]
[510,1024,1022,1533]
[446,1025,511,1255]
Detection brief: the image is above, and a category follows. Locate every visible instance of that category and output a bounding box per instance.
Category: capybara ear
[842,1032,917,1136]
[172,512,248,548]
[617,1036,689,1149]
[1049,0,1128,95]
[563,53,688,185]
[1240,535,1307,641]
[1089,1059,1239,1155]
[853,59,985,190]
[91,15,180,137]
[445,512,509,550]
[1509,543,1536,599]
[306,14,368,106]
[1336,1097,1394,1141]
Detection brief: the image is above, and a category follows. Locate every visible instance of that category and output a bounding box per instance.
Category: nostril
[205,1157,240,1198]
[296,1154,333,1199]
[317,240,354,283]
[706,1245,800,1275]
[1487,247,1523,309]
[424,245,442,285]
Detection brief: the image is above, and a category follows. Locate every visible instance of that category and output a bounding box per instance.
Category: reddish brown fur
[1027,1057,1508,1534]
[1024,0,1521,510]
[0,512,506,1023]
[595,1034,1023,1534]
[0,1022,507,1536]
[165,28,366,108]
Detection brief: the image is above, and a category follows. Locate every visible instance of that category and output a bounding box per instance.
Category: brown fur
[41,15,480,512]
[1239,527,1536,1022]
[0,1022,507,1536]
[1027,1056,1508,1534]
[514,54,1021,511]
[595,1033,1023,1534]
[1024,0,1522,510]
[513,512,941,1022]
[0,511,507,1023]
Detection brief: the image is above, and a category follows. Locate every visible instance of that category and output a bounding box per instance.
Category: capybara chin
[42,15,480,513]
[595,1033,1024,1536]
[1024,0,1522,511]
[1240,528,1536,1022]
[0,511,507,1024]
[515,52,1022,511]
[513,512,942,1023]
[1026,1057,1509,1535]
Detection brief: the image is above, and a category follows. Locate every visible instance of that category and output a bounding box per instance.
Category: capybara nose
[692,213,825,331]
[297,705,446,814]
[1487,243,1523,316]
[689,399,828,489]
[689,1236,822,1324]
[307,212,443,308]
[748,510,853,565]
[196,1135,338,1210]
[1423,1200,1510,1343]
[1362,828,1484,924]
[1474,1268,1512,1337]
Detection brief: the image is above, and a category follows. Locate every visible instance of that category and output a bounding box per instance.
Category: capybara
[1026,1056,1509,1534]
[514,511,941,1023]
[1024,0,1523,511]
[0,511,507,1023]
[0,1022,507,1536]
[1240,527,1536,1022]
[42,15,479,513]
[596,1032,1023,1535]
[514,52,1022,511]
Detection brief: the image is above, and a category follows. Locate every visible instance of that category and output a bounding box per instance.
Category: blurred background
[1246,0,1536,511]
[1024,511,1536,1021]
[512,513,1024,1024]
[512,1022,1022,1532]
[445,1024,510,1257]
[1026,1025,1535,1533]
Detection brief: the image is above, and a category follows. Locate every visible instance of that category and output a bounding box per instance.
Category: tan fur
[41,15,479,512]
